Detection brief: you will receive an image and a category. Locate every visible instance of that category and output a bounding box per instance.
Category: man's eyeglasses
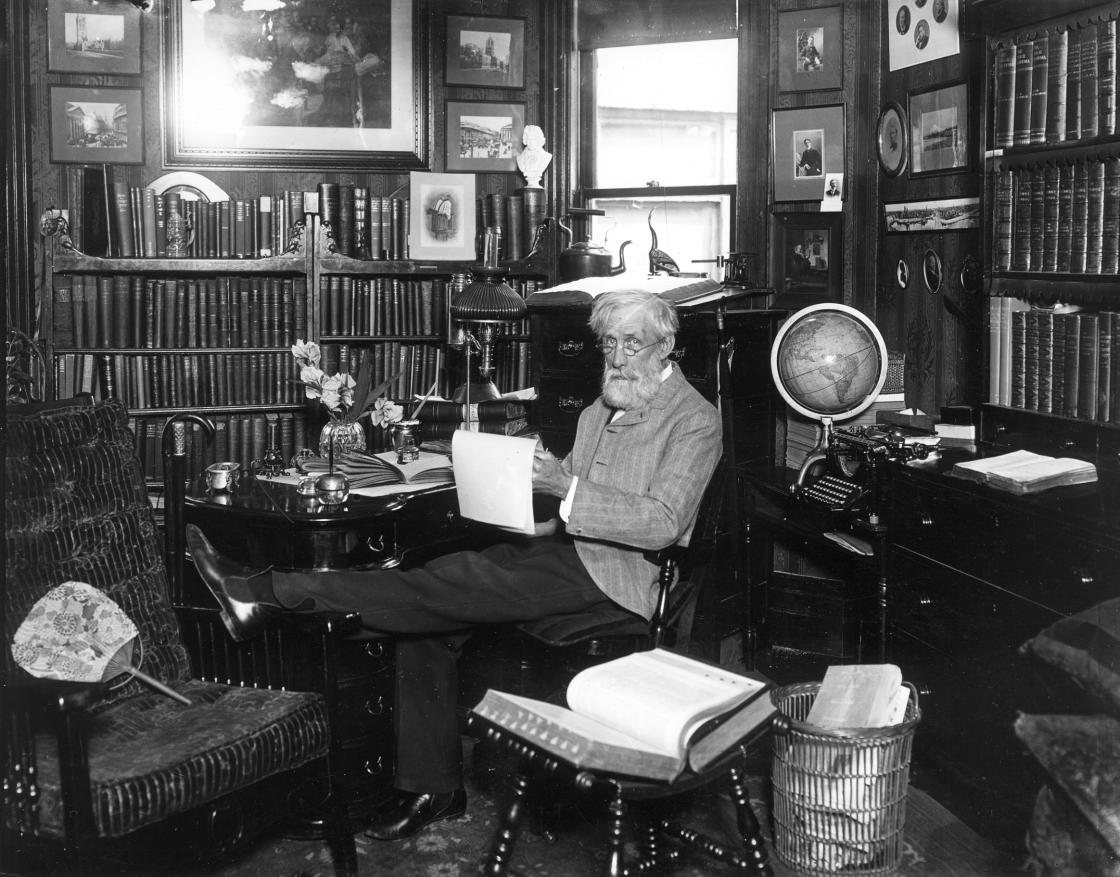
[596,336,663,357]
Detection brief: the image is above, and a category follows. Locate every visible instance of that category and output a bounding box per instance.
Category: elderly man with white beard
[184,288,723,840]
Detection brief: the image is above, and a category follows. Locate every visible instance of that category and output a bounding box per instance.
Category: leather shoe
[365,789,466,841]
[185,524,279,642]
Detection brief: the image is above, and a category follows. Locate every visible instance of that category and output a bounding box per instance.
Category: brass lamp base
[452,380,502,404]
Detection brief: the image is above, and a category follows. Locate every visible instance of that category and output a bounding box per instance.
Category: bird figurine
[647,208,681,276]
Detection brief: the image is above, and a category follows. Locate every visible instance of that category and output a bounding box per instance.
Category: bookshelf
[982,0,1120,438]
[43,193,554,484]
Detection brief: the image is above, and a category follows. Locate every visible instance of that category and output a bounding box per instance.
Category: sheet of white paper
[452,431,537,535]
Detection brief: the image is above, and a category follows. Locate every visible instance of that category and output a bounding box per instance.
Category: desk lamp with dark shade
[448,227,527,422]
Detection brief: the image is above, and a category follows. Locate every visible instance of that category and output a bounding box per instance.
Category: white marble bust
[516,124,553,188]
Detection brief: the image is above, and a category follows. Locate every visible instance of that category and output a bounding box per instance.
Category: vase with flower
[291,340,403,467]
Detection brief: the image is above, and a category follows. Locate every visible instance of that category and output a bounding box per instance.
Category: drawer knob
[917,684,934,699]
[918,596,933,608]
[558,396,585,413]
[364,696,385,717]
[918,514,934,528]
[364,757,384,777]
[1072,567,1094,587]
[363,641,385,659]
[557,339,584,357]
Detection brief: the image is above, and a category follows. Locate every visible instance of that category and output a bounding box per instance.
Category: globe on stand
[770,303,888,487]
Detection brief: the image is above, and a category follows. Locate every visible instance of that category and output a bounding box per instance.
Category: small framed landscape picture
[408,171,477,261]
[777,6,842,92]
[445,100,525,173]
[771,104,845,202]
[48,0,141,75]
[49,86,144,165]
[908,81,969,177]
[445,15,525,89]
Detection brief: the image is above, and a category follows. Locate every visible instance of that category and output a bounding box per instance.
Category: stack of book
[316,182,409,260]
[419,399,530,440]
[988,298,1120,424]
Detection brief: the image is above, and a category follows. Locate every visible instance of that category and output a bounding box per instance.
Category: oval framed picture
[923,249,943,293]
[896,257,910,289]
[876,102,908,178]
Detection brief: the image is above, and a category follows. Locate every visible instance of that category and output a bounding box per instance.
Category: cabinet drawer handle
[363,641,385,659]
[918,514,934,528]
[1072,567,1094,587]
[364,757,384,777]
[364,696,385,717]
[918,596,933,608]
[558,396,585,413]
[557,339,584,357]
[917,684,934,699]
[669,347,685,362]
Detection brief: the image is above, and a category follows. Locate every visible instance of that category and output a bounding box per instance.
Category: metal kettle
[557,207,631,282]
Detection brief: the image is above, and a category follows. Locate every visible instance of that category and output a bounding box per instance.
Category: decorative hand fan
[11,581,190,705]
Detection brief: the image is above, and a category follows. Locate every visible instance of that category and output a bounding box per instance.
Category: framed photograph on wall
[163,0,428,170]
[49,85,144,164]
[409,172,477,261]
[771,104,845,202]
[876,102,908,177]
[444,15,525,89]
[887,0,960,72]
[771,212,842,308]
[777,6,842,92]
[48,0,141,75]
[908,81,969,176]
[883,196,980,233]
[445,100,525,173]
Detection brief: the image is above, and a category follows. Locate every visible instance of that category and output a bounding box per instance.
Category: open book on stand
[301,449,453,488]
[472,649,775,782]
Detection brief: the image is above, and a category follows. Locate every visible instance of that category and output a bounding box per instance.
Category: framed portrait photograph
[876,102,908,177]
[771,212,842,308]
[445,100,525,173]
[48,0,141,75]
[163,0,429,170]
[908,81,969,176]
[777,6,842,92]
[922,249,943,293]
[883,196,980,233]
[409,172,477,261]
[444,15,525,89]
[49,85,144,164]
[771,104,845,202]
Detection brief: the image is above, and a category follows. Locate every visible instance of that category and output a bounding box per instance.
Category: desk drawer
[534,316,597,375]
[536,377,601,428]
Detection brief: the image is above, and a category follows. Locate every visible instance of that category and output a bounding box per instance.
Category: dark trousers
[272,537,611,793]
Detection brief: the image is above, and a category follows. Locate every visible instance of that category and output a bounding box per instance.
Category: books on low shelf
[301,449,453,488]
[949,449,1097,495]
[471,648,775,782]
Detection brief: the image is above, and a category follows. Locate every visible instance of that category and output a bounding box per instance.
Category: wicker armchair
[1,399,356,875]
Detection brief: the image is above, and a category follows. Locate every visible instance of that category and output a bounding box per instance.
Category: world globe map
[771,304,887,421]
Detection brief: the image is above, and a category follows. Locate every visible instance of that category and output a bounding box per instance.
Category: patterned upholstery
[3,399,332,841]
[5,399,190,699]
[33,681,329,839]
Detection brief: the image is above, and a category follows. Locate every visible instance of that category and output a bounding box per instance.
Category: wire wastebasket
[770,681,921,875]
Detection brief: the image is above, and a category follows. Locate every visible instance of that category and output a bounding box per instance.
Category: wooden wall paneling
[738,0,771,266]
[4,0,35,339]
[873,0,985,415]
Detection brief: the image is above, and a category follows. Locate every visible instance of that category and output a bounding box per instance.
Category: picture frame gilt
[876,102,908,177]
[444,14,525,89]
[777,5,843,93]
[49,85,144,165]
[771,212,842,308]
[445,100,525,173]
[409,171,477,261]
[49,0,142,75]
[883,196,980,233]
[163,0,429,171]
[771,104,846,202]
[908,80,969,177]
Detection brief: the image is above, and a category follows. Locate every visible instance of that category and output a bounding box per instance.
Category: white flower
[370,397,404,428]
[291,339,322,368]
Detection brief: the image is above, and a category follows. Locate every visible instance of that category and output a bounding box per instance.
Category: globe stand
[795,415,833,489]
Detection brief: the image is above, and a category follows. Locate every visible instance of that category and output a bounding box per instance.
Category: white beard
[601,357,662,410]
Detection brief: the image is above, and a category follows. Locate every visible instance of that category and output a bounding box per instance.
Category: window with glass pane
[583,39,737,281]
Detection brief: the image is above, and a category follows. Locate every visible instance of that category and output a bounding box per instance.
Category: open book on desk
[301,449,453,488]
[472,649,775,782]
[948,449,1097,495]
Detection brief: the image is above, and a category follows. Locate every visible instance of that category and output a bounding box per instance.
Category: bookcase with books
[980,0,1120,455]
[43,177,555,489]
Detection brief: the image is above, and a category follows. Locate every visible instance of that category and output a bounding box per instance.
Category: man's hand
[532,442,573,499]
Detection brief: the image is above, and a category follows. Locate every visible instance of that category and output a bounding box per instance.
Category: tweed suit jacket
[562,364,722,619]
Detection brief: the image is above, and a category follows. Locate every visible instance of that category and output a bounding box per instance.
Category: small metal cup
[205,461,241,492]
[296,474,318,496]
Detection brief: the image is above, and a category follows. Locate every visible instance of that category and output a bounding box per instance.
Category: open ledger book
[472,649,775,782]
[948,449,1097,495]
[301,449,453,488]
